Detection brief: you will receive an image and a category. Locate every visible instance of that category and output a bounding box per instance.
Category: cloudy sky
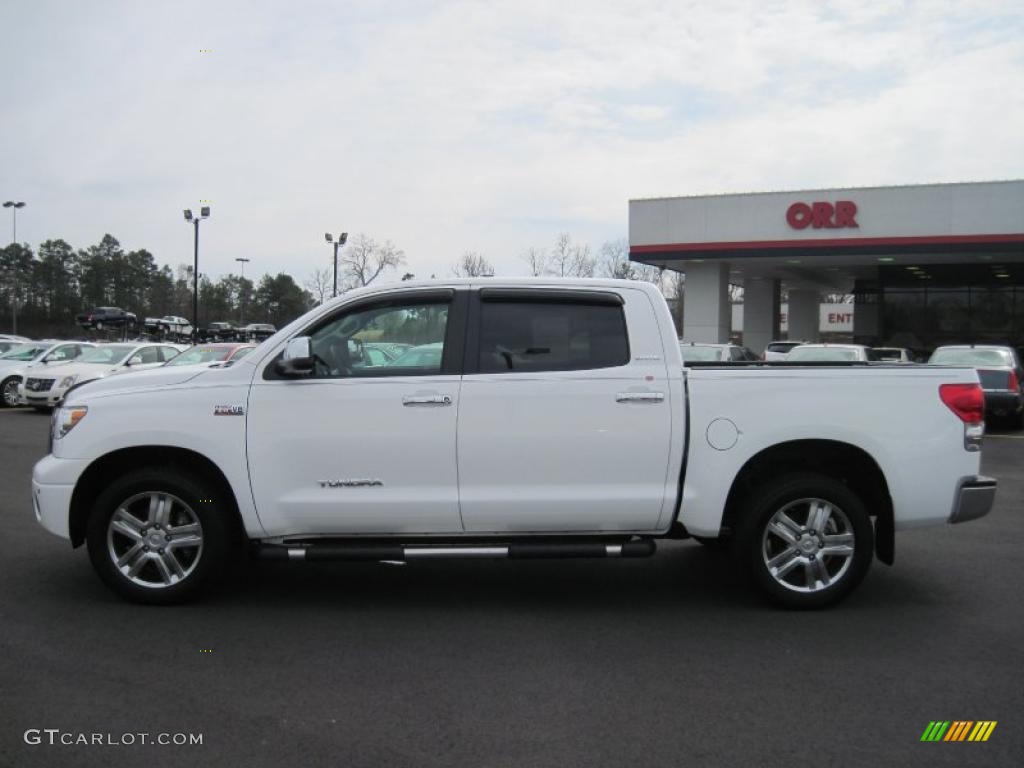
[2,0,1022,285]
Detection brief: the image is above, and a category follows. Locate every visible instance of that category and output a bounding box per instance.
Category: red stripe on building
[629,233,1024,255]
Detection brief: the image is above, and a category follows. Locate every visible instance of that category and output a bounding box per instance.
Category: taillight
[940,383,985,452]
[1009,369,1020,392]
[939,383,984,423]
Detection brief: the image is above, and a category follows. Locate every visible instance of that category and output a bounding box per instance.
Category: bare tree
[452,251,495,277]
[599,238,664,289]
[666,270,685,335]
[304,267,332,305]
[340,233,407,287]
[599,238,634,279]
[549,233,595,277]
[520,246,548,277]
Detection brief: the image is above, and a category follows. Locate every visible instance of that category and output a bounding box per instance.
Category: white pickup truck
[32,279,997,608]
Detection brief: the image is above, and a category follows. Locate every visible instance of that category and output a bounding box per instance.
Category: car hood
[68,365,210,398]
[0,359,38,377]
[31,361,124,381]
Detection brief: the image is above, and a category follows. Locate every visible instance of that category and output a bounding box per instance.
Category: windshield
[77,345,135,364]
[166,346,234,366]
[389,344,443,368]
[766,342,801,353]
[0,343,49,361]
[231,346,254,360]
[679,345,725,362]
[928,348,1013,367]
[787,347,861,362]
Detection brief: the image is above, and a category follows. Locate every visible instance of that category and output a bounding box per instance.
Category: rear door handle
[616,392,665,403]
[402,395,453,407]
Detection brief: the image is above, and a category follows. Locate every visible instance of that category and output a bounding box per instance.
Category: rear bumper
[983,390,1022,417]
[949,476,997,524]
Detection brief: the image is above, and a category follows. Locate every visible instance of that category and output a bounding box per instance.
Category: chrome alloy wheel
[106,492,204,589]
[2,379,19,407]
[761,498,855,594]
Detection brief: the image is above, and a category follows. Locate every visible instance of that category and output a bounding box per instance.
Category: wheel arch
[720,439,895,565]
[69,446,245,548]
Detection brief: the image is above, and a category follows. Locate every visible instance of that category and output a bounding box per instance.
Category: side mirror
[276,337,314,376]
[126,355,142,366]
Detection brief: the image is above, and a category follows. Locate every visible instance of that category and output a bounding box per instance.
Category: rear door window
[477,297,629,373]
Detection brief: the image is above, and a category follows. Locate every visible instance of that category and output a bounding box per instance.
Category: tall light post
[183,206,210,339]
[325,231,348,298]
[3,201,26,334]
[235,257,250,326]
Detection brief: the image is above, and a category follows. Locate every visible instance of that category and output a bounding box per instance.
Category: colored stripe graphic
[945,721,972,741]
[921,721,997,742]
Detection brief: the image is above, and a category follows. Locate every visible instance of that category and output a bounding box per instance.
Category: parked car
[0,334,31,343]
[928,345,1023,428]
[679,342,758,363]
[0,340,22,355]
[386,342,444,370]
[785,344,871,362]
[76,307,138,331]
[33,278,995,608]
[763,340,807,361]
[163,343,256,368]
[870,347,914,363]
[20,342,182,409]
[0,341,95,408]
[203,322,237,342]
[241,323,276,343]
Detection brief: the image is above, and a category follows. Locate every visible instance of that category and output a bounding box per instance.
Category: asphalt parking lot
[0,410,1021,768]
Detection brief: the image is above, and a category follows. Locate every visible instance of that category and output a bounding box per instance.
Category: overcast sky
[2,0,1022,285]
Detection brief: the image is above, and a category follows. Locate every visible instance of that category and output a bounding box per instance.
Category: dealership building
[629,180,1024,354]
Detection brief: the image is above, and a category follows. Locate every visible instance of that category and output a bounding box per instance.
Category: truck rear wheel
[85,468,233,604]
[735,473,873,609]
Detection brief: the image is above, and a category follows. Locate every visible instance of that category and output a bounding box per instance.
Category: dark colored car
[241,323,276,342]
[928,345,1023,428]
[76,306,138,330]
[203,322,237,341]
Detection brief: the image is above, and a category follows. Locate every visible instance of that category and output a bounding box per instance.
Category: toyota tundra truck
[31,279,997,608]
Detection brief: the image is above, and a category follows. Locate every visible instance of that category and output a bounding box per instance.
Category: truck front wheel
[735,473,873,609]
[85,468,233,604]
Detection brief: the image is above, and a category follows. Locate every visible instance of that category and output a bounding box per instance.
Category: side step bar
[254,539,656,562]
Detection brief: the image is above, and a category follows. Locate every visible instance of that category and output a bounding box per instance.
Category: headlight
[54,406,88,440]
[59,375,78,388]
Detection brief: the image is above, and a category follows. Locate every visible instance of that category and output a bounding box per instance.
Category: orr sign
[786,201,858,230]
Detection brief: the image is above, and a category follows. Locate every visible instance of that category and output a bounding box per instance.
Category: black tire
[733,472,873,609]
[1,376,20,408]
[86,468,235,604]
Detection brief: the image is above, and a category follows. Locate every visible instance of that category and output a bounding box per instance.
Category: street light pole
[235,257,250,326]
[325,232,348,298]
[183,207,210,341]
[3,201,26,335]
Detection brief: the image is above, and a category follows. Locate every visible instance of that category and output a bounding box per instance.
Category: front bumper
[949,476,997,524]
[20,383,68,407]
[32,454,91,540]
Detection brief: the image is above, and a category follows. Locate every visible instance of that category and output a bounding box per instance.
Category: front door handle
[615,392,665,403]
[402,395,453,407]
